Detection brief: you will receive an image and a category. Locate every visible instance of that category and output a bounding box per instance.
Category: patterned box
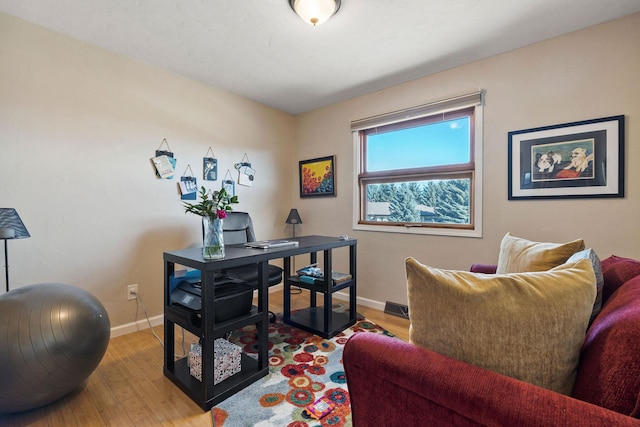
[188,343,203,381]
[188,338,242,384]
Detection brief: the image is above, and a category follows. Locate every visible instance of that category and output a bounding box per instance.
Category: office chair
[222,212,283,322]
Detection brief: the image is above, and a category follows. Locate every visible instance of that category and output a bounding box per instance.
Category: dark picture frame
[299,155,336,198]
[508,115,624,200]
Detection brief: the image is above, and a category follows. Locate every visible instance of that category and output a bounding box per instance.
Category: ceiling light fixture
[289,0,342,26]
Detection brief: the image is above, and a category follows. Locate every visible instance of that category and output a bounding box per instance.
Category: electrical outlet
[127,284,138,300]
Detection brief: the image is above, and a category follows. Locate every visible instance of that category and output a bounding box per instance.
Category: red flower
[294,353,315,363]
[281,363,308,378]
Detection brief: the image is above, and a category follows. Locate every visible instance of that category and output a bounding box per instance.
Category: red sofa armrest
[343,333,640,427]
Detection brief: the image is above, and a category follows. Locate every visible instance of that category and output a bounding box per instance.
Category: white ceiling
[2,1,640,115]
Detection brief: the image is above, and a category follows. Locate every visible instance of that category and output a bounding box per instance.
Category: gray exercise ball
[0,283,110,413]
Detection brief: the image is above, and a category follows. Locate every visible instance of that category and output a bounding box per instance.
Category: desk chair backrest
[220,212,283,323]
[222,212,256,245]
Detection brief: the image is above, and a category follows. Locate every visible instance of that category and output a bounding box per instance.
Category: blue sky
[366,117,470,171]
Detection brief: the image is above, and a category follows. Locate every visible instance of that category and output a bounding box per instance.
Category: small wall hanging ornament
[222,169,235,196]
[203,147,218,181]
[151,138,176,179]
[179,165,197,200]
[234,153,255,187]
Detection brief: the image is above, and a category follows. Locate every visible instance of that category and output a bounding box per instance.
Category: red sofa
[344,255,640,426]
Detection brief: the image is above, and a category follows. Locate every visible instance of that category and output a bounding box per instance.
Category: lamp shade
[289,0,341,26]
[285,209,303,225]
[0,209,30,239]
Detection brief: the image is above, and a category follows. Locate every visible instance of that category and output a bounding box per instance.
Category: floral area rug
[212,309,394,427]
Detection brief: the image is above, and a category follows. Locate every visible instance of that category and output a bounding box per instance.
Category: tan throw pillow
[406,257,596,395]
[496,232,585,274]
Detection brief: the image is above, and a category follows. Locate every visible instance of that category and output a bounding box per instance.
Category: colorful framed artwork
[508,115,624,200]
[299,155,336,198]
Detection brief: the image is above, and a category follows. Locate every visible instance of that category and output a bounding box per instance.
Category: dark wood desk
[163,235,357,410]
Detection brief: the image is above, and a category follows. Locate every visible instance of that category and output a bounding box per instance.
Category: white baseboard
[333,291,386,312]
[110,314,164,338]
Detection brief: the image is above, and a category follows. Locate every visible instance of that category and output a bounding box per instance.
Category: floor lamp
[0,208,30,292]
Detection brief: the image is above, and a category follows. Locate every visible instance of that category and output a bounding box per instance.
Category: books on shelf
[297,270,352,285]
[326,272,352,284]
[296,264,322,277]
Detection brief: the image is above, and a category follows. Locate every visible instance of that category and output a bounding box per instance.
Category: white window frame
[351,91,484,238]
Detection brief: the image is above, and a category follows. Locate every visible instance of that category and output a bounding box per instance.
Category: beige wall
[2,12,639,329]
[293,13,640,309]
[0,13,295,332]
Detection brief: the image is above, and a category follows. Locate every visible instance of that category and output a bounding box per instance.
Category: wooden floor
[0,289,409,426]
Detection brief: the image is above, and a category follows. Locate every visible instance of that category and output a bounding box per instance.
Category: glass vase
[202,217,224,260]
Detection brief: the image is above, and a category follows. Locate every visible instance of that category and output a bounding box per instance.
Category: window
[352,91,483,237]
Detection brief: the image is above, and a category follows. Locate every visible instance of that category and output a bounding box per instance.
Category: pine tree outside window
[351,91,484,237]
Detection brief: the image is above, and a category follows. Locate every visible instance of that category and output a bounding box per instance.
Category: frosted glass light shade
[289,0,341,26]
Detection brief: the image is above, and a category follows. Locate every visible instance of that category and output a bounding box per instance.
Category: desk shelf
[165,305,262,338]
[164,353,267,409]
[283,240,357,339]
[287,306,355,339]
[163,253,270,411]
[287,276,354,293]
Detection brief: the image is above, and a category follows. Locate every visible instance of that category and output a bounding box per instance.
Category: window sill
[352,222,482,238]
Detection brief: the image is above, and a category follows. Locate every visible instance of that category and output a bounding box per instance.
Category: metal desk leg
[309,252,317,307]
[323,249,332,335]
[350,242,357,322]
[257,261,269,371]
[163,261,176,370]
[284,257,291,322]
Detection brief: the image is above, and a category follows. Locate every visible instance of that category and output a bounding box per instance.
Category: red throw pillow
[600,255,640,303]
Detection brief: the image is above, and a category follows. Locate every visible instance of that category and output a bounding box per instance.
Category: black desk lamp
[285,209,303,238]
[0,208,30,292]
